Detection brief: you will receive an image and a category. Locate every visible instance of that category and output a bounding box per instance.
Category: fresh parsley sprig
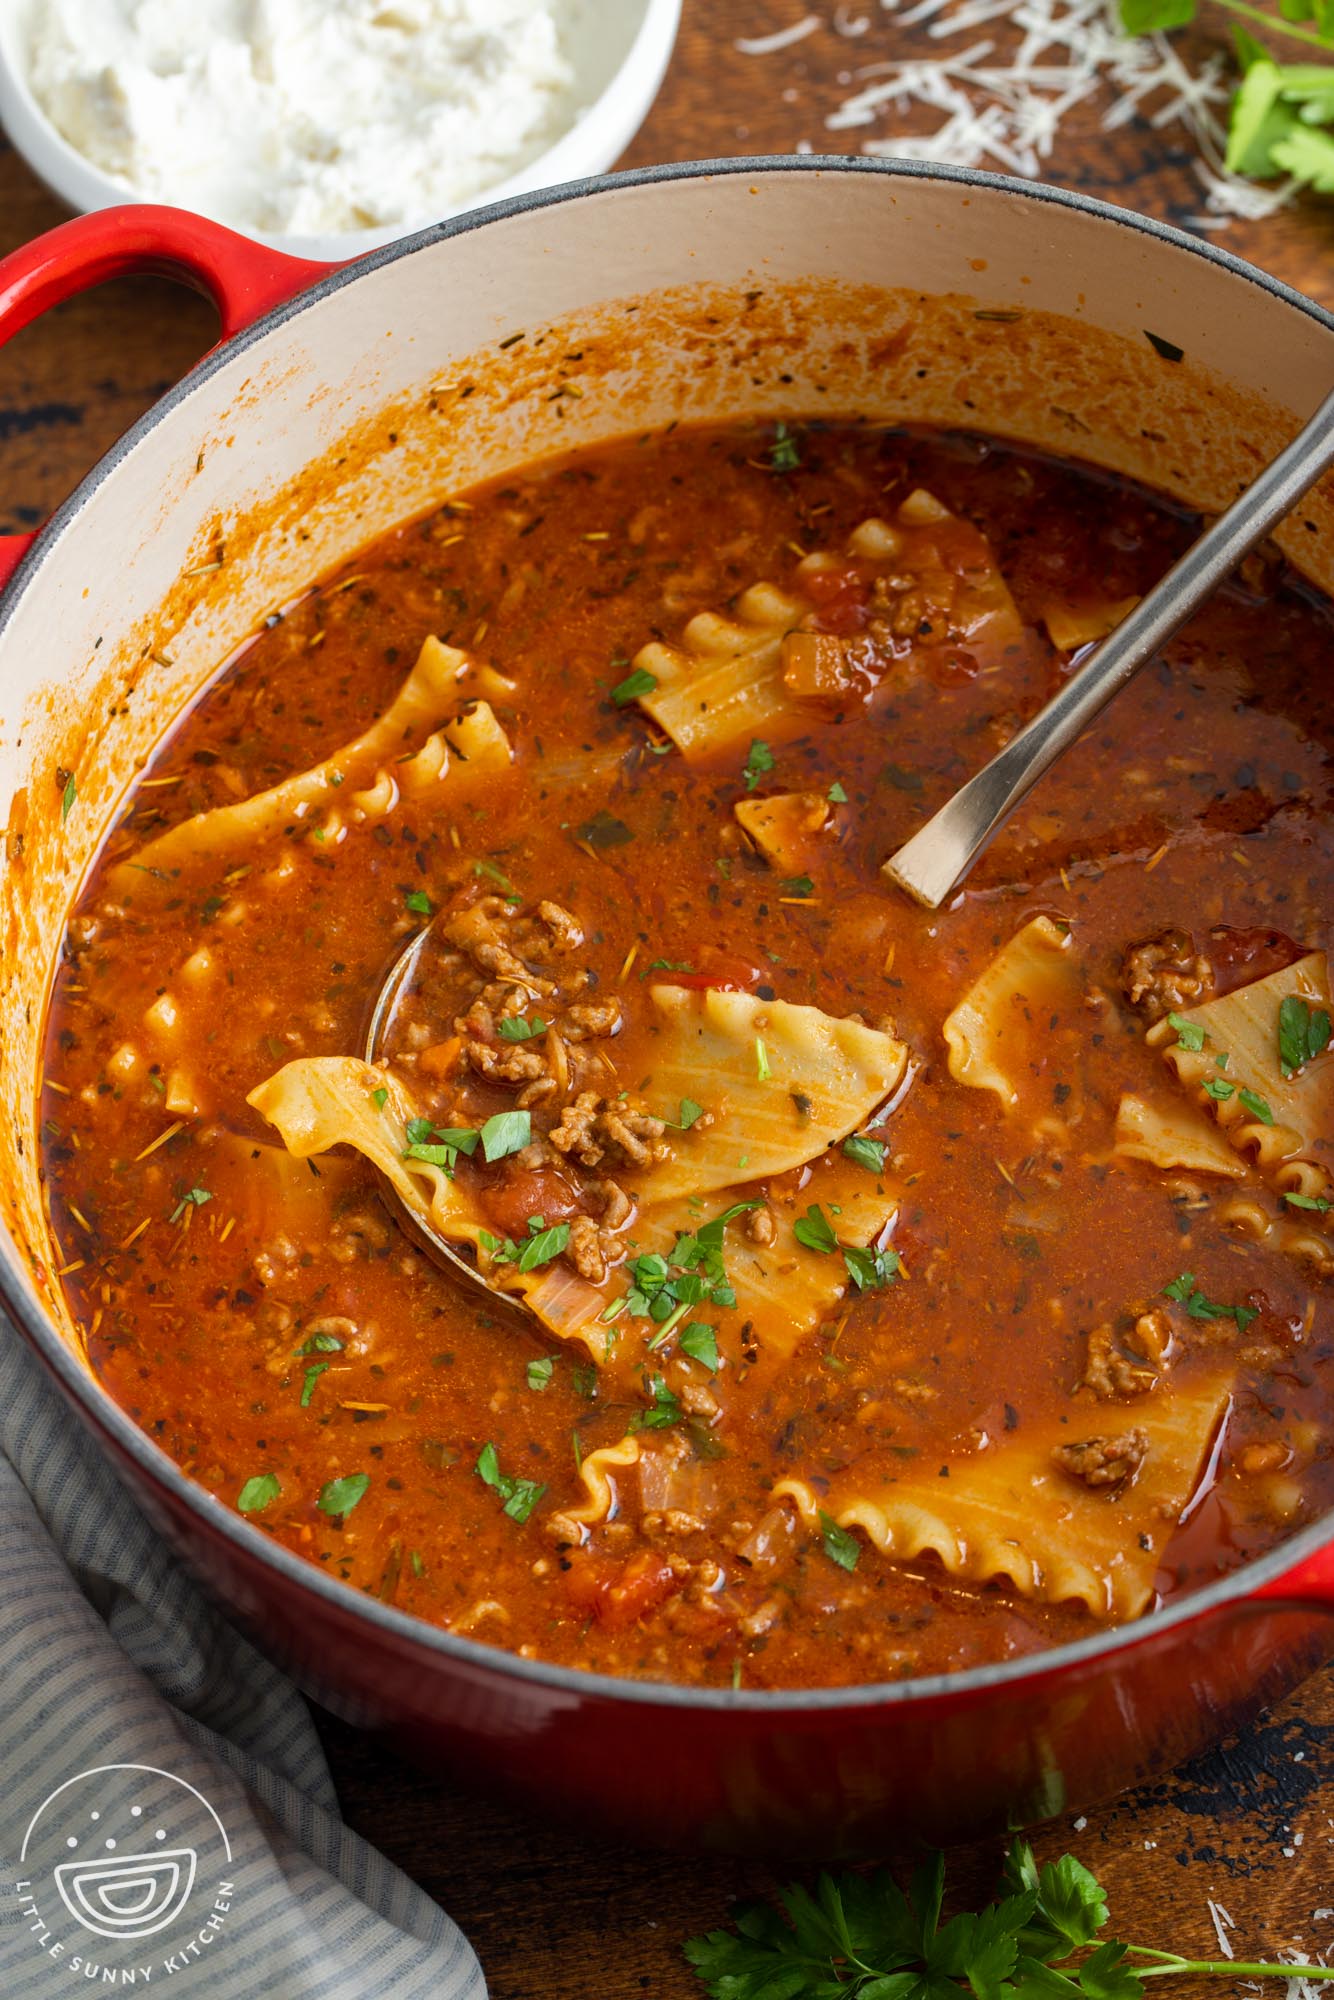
[684,1839,1334,1999]
[1119,0,1333,196]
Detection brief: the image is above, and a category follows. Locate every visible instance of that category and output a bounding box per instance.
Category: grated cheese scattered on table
[736,0,1300,230]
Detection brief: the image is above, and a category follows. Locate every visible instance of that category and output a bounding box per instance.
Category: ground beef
[1052,1428,1150,1490]
[1120,928,1214,1024]
[1080,1309,1172,1400]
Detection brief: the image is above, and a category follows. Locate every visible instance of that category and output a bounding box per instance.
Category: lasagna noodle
[554,1436,641,1530]
[942,915,1075,1108]
[113,636,512,884]
[630,984,906,1201]
[1152,953,1334,1200]
[775,1372,1231,1620]
[1113,1092,1248,1178]
[247,1049,900,1374]
[632,498,1022,758]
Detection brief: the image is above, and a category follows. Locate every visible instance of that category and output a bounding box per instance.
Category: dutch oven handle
[0,204,336,592]
[1252,1541,1334,1611]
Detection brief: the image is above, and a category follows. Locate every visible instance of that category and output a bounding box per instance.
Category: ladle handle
[884,384,1334,908]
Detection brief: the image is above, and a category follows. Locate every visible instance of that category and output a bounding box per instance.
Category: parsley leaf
[371,1086,388,1110]
[844,1243,900,1292]
[497,1015,549,1042]
[404,1123,481,1174]
[516,1221,570,1272]
[818,1509,860,1571]
[1167,1011,1206,1052]
[61,772,78,823]
[1279,993,1332,1077]
[631,1374,684,1431]
[1238,1087,1275,1125]
[237,1472,280,1514]
[473,859,519,895]
[168,1185,212,1224]
[678,1323,720,1372]
[1203,1078,1235,1100]
[843,1132,887,1174]
[480,1109,531,1162]
[526,1356,555,1391]
[317,1472,370,1519]
[612,665,658,706]
[675,1097,705,1130]
[1163,1271,1257,1331]
[1284,1190,1332,1212]
[475,1442,546,1524]
[780,874,815,897]
[754,1036,773,1082]
[794,1204,837,1255]
[827,780,849,803]
[769,421,802,473]
[299,1361,329,1407]
[742,739,775,792]
[403,888,433,918]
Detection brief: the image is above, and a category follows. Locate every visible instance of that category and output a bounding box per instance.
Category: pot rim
[4,153,1333,1715]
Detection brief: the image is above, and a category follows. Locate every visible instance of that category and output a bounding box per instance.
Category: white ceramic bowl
[0,0,681,260]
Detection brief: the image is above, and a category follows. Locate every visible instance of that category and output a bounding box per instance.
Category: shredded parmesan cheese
[735,0,1297,230]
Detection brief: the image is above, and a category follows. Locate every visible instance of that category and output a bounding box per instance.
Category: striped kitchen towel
[0,1321,485,1998]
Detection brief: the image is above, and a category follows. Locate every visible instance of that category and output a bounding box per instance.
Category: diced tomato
[482,1164,583,1238]
[1208,925,1303,996]
[803,564,869,636]
[564,1550,682,1630]
[650,948,765,993]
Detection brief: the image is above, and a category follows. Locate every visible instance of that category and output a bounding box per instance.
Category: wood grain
[1,2,1332,1992]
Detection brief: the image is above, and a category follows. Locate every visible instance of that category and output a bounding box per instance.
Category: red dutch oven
[1,161,1332,1855]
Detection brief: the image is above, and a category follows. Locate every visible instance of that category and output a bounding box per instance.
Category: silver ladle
[884,385,1334,909]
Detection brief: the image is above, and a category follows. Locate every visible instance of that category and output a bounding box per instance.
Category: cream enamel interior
[2,165,1333,1379]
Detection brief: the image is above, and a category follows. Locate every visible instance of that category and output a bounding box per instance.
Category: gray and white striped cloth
[0,1321,485,1997]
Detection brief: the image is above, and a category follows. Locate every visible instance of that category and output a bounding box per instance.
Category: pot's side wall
[1,162,1331,1387]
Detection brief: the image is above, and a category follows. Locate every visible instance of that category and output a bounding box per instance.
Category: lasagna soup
[41,421,1334,1688]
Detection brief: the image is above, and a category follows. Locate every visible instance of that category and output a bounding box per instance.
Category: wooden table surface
[2,3,1332,1994]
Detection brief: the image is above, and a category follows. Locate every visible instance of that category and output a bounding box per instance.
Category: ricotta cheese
[26,0,580,236]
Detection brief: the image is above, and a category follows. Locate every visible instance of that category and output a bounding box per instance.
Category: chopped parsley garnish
[631,1374,684,1431]
[1163,1271,1258,1331]
[299,1362,329,1408]
[1237,1087,1275,1125]
[473,859,520,898]
[612,665,658,706]
[61,772,78,823]
[1284,1190,1332,1212]
[769,422,802,473]
[843,1132,887,1174]
[483,1217,570,1272]
[403,888,433,918]
[754,1036,773,1082]
[1203,1078,1235,1100]
[295,1330,344,1354]
[794,1204,837,1255]
[237,1472,280,1514]
[317,1472,370,1519]
[678,1323,720,1372]
[818,1510,860,1571]
[780,875,814,897]
[404,1121,481,1174]
[479,1109,531,1162]
[1279,994,1332,1078]
[168,1185,212,1224]
[827,780,848,804]
[371,1086,388,1110]
[497,1015,549,1042]
[527,1356,555,1391]
[615,1201,759,1330]
[742,739,775,792]
[1167,1011,1206,1052]
[475,1441,546,1523]
[844,1244,900,1292]
[675,1097,705,1131]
